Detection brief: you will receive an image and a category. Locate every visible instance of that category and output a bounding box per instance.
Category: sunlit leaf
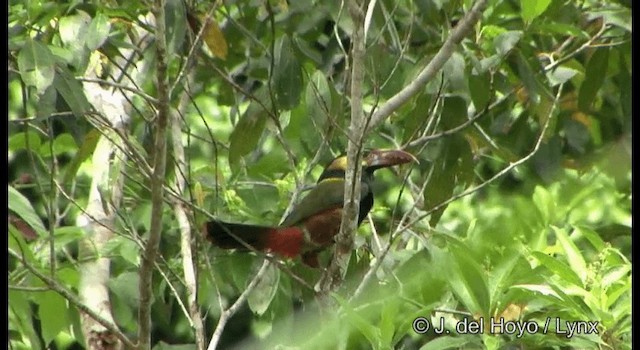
[521,0,552,23]
[17,38,55,94]
[247,264,280,316]
[86,13,111,50]
[273,35,303,110]
[8,185,46,237]
[553,227,588,284]
[37,291,70,344]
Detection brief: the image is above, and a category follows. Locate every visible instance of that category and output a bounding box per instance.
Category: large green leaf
[85,13,111,50]
[553,226,588,284]
[305,70,332,128]
[58,12,91,69]
[54,65,91,118]
[37,291,70,345]
[468,70,491,110]
[8,185,46,237]
[530,251,583,287]
[247,263,280,316]
[449,244,491,316]
[273,35,303,110]
[17,38,55,94]
[164,0,186,56]
[520,0,552,23]
[228,91,268,169]
[578,48,609,112]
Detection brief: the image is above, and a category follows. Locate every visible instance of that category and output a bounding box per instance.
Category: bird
[202,149,415,267]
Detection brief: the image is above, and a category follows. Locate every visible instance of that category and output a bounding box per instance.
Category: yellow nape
[326,155,368,171]
[327,156,348,170]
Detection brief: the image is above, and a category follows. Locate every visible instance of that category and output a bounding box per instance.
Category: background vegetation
[8,0,631,349]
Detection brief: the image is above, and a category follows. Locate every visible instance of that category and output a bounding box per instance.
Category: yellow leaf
[201,16,227,60]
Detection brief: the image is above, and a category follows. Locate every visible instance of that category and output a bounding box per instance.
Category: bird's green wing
[280,178,370,227]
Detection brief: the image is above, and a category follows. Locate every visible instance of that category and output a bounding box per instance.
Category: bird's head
[318,149,416,182]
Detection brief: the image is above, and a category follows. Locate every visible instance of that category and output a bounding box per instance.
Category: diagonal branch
[368,0,488,130]
[207,260,271,350]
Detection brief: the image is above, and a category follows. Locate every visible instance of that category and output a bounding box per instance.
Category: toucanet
[203,149,415,267]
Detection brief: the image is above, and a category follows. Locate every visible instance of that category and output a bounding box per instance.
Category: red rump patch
[265,227,304,258]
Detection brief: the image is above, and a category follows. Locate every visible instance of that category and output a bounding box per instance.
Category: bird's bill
[364,149,417,169]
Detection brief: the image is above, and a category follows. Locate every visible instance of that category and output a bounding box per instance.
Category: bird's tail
[203,220,304,259]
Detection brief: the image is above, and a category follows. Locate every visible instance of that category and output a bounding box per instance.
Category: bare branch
[207,260,271,350]
[173,83,206,349]
[137,0,170,347]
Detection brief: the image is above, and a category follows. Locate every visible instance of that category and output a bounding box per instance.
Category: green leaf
[85,13,111,50]
[553,226,588,284]
[247,264,279,316]
[468,71,491,109]
[8,185,46,237]
[273,35,303,110]
[532,186,555,225]
[63,128,101,184]
[228,92,268,169]
[53,65,91,118]
[17,38,55,94]
[521,0,552,23]
[153,341,197,350]
[494,31,522,57]
[164,0,186,56]
[305,70,332,128]
[53,226,84,247]
[546,66,579,86]
[421,336,474,350]
[59,13,90,48]
[509,284,561,299]
[109,271,141,307]
[40,133,77,157]
[379,301,396,347]
[440,243,490,316]
[339,300,381,348]
[578,48,609,112]
[37,291,70,345]
[9,131,42,152]
[9,290,43,350]
[602,265,630,288]
[530,251,583,287]
[573,227,605,251]
[37,84,58,119]
[58,12,91,68]
[532,21,588,38]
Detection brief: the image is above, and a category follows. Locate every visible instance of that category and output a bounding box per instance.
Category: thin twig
[400,84,563,240]
[174,75,206,349]
[9,248,136,349]
[169,1,219,98]
[368,0,488,130]
[78,77,159,105]
[207,260,271,350]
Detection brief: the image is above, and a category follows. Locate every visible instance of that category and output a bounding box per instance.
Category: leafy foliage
[8,0,630,349]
